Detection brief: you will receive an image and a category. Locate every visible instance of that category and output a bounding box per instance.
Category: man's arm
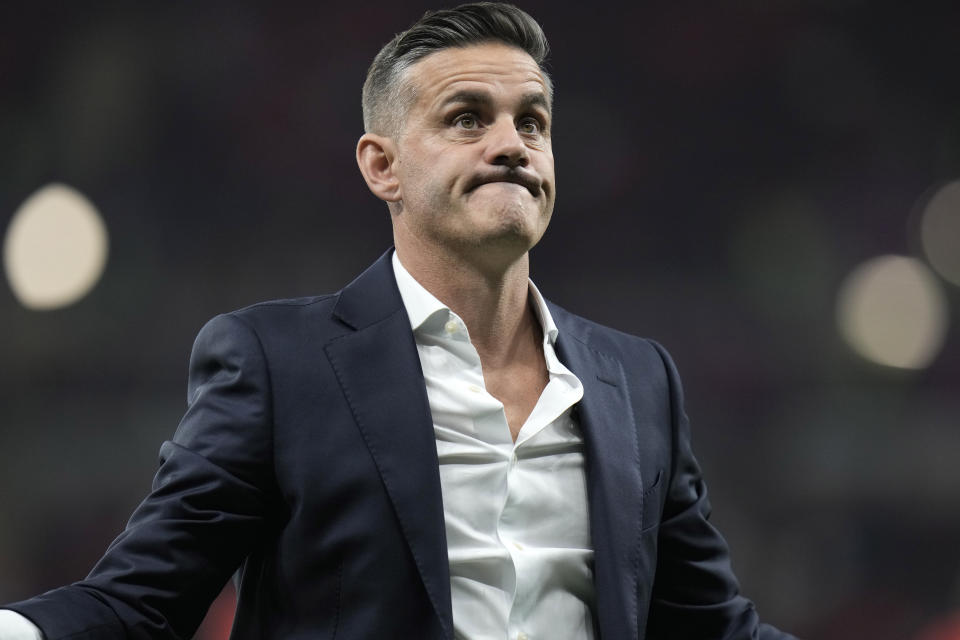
[646,341,798,640]
[3,313,276,639]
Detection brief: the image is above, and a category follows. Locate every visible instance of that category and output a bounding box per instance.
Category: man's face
[390,43,555,265]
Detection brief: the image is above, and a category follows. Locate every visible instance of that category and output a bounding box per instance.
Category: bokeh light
[3,183,109,310]
[920,180,960,287]
[836,255,948,370]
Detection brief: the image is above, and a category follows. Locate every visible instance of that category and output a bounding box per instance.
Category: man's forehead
[406,43,550,106]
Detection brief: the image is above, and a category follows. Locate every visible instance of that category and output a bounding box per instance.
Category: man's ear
[356,133,402,203]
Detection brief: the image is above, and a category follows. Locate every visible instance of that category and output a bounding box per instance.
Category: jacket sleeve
[645,341,799,640]
[4,312,276,640]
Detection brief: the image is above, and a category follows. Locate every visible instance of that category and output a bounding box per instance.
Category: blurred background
[1,2,959,638]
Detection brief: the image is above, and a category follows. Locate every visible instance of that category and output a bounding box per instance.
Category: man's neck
[393,242,540,368]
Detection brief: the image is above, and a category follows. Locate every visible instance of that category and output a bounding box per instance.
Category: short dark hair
[362,2,552,136]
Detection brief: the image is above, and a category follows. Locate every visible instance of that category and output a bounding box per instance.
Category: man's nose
[483,118,529,168]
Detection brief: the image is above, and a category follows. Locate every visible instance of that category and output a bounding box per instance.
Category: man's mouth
[467,170,542,197]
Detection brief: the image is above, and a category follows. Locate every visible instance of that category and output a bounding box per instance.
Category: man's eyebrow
[438,90,551,115]
[440,90,494,109]
[518,92,551,115]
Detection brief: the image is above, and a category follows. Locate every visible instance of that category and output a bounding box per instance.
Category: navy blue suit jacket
[8,251,795,639]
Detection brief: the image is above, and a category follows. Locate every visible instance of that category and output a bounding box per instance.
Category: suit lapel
[552,308,642,640]
[323,252,453,639]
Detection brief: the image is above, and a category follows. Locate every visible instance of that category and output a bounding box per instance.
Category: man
[1,3,798,639]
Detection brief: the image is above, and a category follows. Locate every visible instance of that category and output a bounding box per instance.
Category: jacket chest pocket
[640,469,663,532]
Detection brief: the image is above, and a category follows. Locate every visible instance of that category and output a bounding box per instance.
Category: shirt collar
[391,250,559,345]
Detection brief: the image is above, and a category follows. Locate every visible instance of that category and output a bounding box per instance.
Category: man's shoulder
[194,293,346,349]
[547,300,670,367]
[193,250,403,349]
[229,293,340,319]
[223,293,339,326]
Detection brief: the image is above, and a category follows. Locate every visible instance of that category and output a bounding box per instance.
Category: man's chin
[473,207,540,239]
[448,198,551,254]
[467,217,546,257]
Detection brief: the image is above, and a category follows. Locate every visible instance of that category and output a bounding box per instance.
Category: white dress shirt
[393,252,595,640]
[0,610,42,640]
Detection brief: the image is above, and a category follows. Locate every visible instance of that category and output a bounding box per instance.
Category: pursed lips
[467,171,542,197]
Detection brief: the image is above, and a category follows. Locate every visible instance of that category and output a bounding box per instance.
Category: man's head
[362,2,551,138]
[357,3,555,274]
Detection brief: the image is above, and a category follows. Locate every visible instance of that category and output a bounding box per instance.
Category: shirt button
[467,384,482,393]
[517,633,529,640]
[444,319,458,335]
[513,541,524,551]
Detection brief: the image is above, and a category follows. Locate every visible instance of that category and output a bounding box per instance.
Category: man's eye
[454,115,478,129]
[518,118,541,135]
